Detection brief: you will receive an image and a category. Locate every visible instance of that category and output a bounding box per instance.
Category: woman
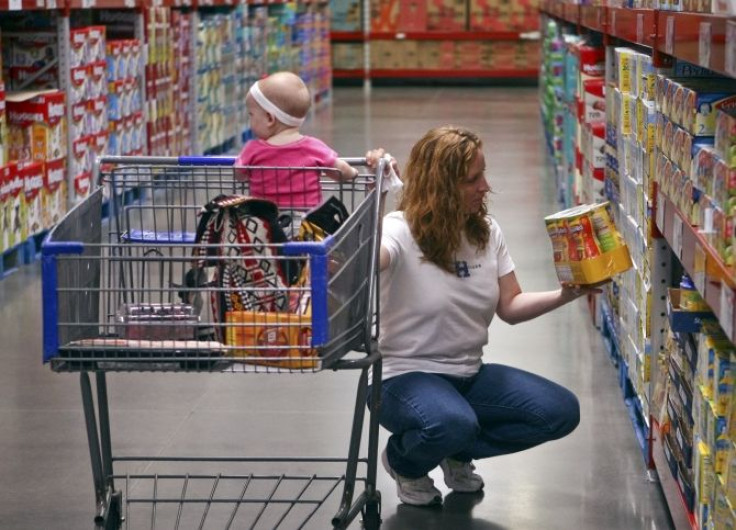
[370,126,594,507]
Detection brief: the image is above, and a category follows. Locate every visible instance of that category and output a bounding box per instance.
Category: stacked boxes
[332,0,362,31]
[195,13,237,153]
[106,39,144,159]
[3,32,58,91]
[655,73,736,267]
[691,325,735,529]
[469,0,538,32]
[145,7,174,156]
[6,91,67,235]
[171,10,192,156]
[67,26,108,204]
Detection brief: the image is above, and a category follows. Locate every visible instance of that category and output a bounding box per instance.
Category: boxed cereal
[42,157,66,229]
[4,162,26,249]
[20,160,44,236]
[6,90,66,163]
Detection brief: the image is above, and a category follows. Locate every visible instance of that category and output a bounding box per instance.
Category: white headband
[249,81,305,127]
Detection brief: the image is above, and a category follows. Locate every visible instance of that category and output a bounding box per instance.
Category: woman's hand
[560,280,609,302]
[366,148,400,177]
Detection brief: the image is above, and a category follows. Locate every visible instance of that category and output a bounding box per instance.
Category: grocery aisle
[0,86,675,529]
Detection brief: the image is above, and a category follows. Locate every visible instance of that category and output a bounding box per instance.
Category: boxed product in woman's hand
[544,202,632,285]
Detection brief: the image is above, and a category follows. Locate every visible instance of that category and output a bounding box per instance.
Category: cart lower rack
[41,155,388,529]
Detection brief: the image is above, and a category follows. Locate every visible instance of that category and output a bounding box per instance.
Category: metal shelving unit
[541,4,736,528]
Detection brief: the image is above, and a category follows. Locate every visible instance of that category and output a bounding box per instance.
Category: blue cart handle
[178,156,236,166]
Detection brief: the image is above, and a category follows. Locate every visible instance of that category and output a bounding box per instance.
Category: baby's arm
[333,158,359,181]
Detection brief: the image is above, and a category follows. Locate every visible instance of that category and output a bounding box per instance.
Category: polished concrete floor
[0,86,675,529]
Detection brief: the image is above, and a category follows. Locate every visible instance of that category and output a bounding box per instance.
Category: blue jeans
[372,363,580,479]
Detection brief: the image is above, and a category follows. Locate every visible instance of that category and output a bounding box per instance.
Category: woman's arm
[495,271,597,325]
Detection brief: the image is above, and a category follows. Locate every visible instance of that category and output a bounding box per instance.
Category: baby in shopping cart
[234,71,359,213]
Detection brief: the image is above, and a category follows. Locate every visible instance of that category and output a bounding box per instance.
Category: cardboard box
[225,310,316,369]
[20,160,44,236]
[398,0,428,31]
[6,90,67,163]
[42,157,66,229]
[3,162,26,248]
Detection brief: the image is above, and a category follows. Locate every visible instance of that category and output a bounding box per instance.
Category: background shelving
[329,0,541,81]
[540,4,736,529]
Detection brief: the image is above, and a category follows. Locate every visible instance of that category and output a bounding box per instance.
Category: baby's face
[246,93,271,139]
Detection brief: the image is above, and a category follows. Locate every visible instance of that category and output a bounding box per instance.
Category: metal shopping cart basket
[41,155,388,529]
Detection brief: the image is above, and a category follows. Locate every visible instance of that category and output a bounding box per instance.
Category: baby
[234,71,358,210]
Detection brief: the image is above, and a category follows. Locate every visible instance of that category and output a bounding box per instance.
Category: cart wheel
[361,496,382,530]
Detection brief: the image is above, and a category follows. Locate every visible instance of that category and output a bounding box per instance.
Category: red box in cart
[43,157,66,229]
[20,160,44,236]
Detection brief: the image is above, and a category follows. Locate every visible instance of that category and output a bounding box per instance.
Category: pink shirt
[234,136,338,209]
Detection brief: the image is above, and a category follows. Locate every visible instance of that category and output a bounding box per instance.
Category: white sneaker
[440,458,485,492]
[381,449,442,506]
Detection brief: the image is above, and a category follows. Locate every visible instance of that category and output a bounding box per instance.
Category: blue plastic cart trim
[310,253,329,346]
[124,230,196,244]
[282,238,334,345]
[281,236,333,256]
[41,241,85,256]
[178,156,236,166]
[42,254,59,362]
[41,242,85,362]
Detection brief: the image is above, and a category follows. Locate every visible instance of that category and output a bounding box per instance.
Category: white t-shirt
[379,211,515,380]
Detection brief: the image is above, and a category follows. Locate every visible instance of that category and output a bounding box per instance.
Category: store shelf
[654,11,729,77]
[331,31,364,42]
[651,421,698,530]
[0,0,44,9]
[579,4,605,32]
[609,8,656,48]
[369,31,537,41]
[63,0,137,8]
[599,296,651,465]
[358,69,539,79]
[656,191,736,343]
[541,1,736,76]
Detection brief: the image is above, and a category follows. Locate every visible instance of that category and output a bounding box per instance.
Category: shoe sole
[381,450,442,506]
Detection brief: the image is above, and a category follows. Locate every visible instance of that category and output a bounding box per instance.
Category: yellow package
[544,202,633,285]
[225,311,316,369]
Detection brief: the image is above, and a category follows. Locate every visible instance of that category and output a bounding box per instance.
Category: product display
[331,0,540,79]
[541,4,736,529]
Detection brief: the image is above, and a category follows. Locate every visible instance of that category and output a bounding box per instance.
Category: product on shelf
[3,162,25,249]
[6,90,66,164]
[42,157,65,230]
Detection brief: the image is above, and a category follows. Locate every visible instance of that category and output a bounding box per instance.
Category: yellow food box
[225,311,316,369]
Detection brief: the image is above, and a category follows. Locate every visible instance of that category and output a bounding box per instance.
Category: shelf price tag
[666,16,675,55]
[672,215,683,261]
[727,21,736,78]
[699,22,712,68]
[9,0,21,9]
[693,242,706,294]
[720,286,735,341]
[636,13,644,43]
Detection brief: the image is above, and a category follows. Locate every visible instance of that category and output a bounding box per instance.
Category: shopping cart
[41,155,388,529]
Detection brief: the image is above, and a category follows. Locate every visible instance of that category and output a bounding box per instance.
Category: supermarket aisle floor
[0,86,674,529]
